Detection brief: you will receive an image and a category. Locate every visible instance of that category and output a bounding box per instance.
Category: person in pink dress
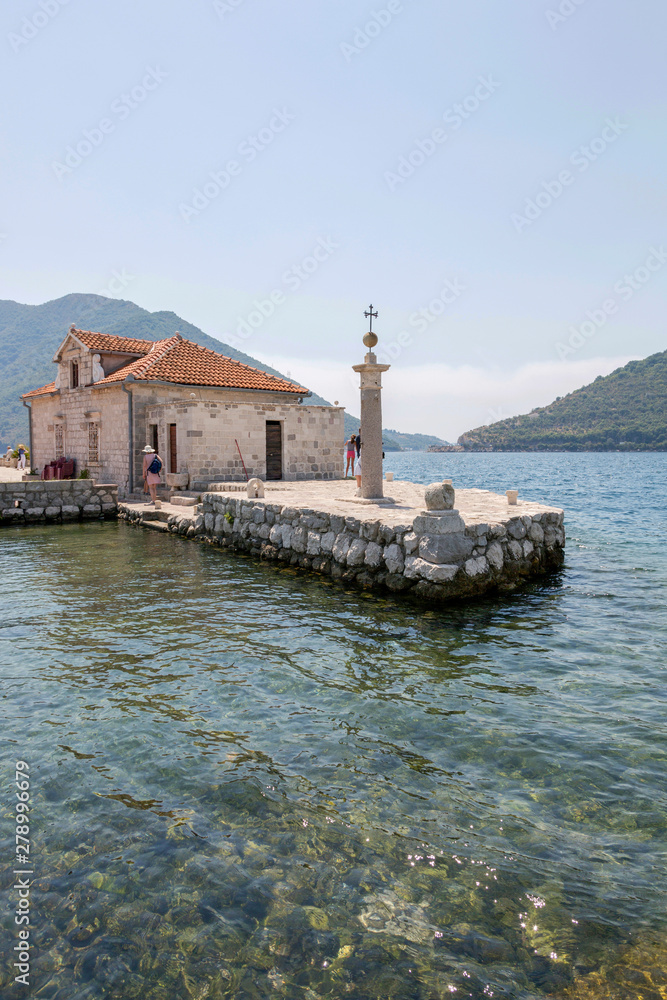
[345,435,356,477]
[142,444,163,505]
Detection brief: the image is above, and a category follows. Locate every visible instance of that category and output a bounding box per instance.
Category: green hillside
[458,350,667,451]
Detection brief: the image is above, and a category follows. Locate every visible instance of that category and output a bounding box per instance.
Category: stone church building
[23,327,344,494]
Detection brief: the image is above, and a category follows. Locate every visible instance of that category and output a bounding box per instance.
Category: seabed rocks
[118,479,565,604]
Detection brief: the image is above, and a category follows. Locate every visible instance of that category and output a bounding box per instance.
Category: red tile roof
[72,330,156,355]
[97,335,308,393]
[27,329,308,397]
[22,381,57,399]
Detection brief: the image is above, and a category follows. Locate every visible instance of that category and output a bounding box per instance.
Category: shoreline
[118,479,565,604]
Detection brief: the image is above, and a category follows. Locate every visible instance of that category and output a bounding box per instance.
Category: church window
[88,423,99,464]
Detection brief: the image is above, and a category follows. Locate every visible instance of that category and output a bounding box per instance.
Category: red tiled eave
[22,381,57,399]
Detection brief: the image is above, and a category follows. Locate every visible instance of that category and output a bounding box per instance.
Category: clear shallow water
[1,453,666,999]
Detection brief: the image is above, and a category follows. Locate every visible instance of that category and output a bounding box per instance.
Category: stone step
[139,509,172,522]
[142,519,169,532]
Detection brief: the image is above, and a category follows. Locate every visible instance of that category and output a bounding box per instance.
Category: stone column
[352,334,390,499]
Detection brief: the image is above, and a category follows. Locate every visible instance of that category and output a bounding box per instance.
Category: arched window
[71,361,79,388]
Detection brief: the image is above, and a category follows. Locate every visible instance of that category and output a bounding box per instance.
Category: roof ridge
[131,335,181,377]
[71,326,155,345]
[176,335,294,385]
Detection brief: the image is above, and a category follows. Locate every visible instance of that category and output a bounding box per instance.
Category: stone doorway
[265,421,282,480]
[169,424,177,473]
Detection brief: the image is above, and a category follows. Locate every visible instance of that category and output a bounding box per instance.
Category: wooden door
[265,421,282,480]
[169,424,177,473]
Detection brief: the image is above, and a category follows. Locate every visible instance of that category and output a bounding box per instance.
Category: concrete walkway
[0,467,28,483]
[153,478,558,530]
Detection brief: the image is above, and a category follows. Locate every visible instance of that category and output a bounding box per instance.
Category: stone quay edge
[0,481,119,525]
[118,479,565,604]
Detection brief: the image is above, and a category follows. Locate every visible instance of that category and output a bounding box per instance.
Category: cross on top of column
[364,304,378,332]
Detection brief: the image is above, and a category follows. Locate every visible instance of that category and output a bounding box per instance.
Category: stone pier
[118,479,565,603]
[0,480,118,525]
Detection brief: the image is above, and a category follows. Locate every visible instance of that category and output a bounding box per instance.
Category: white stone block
[320,530,335,554]
[528,522,544,543]
[507,540,523,560]
[269,524,283,546]
[403,531,418,554]
[413,511,465,535]
[346,538,367,567]
[523,539,534,557]
[332,533,351,563]
[291,526,307,553]
[364,541,383,568]
[306,531,321,556]
[486,541,504,571]
[405,556,458,583]
[384,543,404,574]
[465,556,489,577]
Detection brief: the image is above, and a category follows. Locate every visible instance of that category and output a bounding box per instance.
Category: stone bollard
[506,490,518,505]
[385,472,394,482]
[246,478,265,499]
[424,482,455,511]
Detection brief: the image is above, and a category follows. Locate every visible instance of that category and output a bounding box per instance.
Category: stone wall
[119,493,565,602]
[29,383,130,491]
[29,378,345,496]
[143,399,345,486]
[0,481,118,526]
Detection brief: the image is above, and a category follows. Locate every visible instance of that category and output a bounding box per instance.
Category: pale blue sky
[2,0,665,437]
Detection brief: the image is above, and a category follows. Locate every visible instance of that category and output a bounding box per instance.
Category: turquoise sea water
[1,453,666,999]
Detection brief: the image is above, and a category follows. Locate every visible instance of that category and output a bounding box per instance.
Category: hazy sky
[2,0,665,439]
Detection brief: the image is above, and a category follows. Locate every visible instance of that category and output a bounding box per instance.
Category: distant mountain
[382,428,451,451]
[458,350,667,451]
[0,294,442,451]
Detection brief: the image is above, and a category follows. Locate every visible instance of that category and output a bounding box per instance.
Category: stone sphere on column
[363,331,378,348]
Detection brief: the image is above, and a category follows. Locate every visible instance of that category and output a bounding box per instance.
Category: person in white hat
[142,444,164,505]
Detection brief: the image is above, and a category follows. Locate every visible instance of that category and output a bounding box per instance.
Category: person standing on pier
[142,444,164,505]
[345,435,357,477]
